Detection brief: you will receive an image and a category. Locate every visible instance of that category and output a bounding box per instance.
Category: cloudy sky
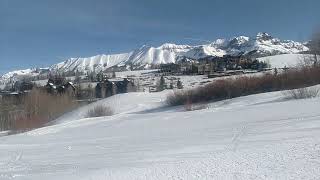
[0,0,319,74]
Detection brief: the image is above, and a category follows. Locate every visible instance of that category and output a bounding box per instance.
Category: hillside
[0,87,319,179]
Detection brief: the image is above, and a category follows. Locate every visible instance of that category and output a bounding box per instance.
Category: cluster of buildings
[95,78,135,98]
[45,75,136,99]
[45,77,76,96]
[0,75,136,101]
[160,55,269,75]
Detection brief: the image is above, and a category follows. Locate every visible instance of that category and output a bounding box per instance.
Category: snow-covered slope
[258,54,318,68]
[1,87,320,179]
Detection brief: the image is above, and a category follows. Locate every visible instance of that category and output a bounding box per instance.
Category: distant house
[95,78,135,98]
[14,81,34,92]
[160,63,181,74]
[95,82,107,98]
[179,63,198,75]
[0,91,24,102]
[57,82,76,96]
[180,64,189,74]
[46,82,57,94]
[198,55,248,73]
[46,78,75,96]
[47,76,65,86]
[197,63,212,75]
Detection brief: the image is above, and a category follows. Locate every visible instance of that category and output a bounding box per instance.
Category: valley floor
[0,89,320,179]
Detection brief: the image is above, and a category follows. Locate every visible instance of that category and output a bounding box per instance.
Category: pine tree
[88,84,94,100]
[177,79,183,89]
[274,68,278,76]
[157,76,166,91]
[169,82,174,89]
[96,71,105,82]
[75,70,81,84]
[310,31,320,65]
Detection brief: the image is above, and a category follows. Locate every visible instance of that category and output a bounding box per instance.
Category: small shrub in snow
[184,103,208,111]
[166,90,208,111]
[86,105,114,118]
[166,90,191,106]
[284,87,319,100]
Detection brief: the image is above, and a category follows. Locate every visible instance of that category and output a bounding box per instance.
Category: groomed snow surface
[1,87,320,179]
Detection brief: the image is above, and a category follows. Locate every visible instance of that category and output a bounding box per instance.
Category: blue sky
[0,0,319,74]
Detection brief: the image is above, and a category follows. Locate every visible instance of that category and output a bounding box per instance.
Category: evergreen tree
[169,82,174,89]
[310,31,320,65]
[88,84,94,100]
[177,79,183,89]
[274,68,278,76]
[96,71,103,82]
[75,70,81,84]
[157,76,166,91]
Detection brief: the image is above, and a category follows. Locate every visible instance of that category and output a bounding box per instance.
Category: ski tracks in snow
[0,151,29,179]
[230,124,248,152]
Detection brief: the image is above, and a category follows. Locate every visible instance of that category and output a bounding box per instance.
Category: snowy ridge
[0,69,39,85]
[210,32,309,56]
[0,68,49,86]
[50,32,309,73]
[51,53,133,73]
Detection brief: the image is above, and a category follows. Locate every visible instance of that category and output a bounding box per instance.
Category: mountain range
[0,32,309,85]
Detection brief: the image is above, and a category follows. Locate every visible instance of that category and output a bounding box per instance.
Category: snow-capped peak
[211,38,228,48]
[256,32,273,41]
[227,36,250,48]
[157,43,191,50]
